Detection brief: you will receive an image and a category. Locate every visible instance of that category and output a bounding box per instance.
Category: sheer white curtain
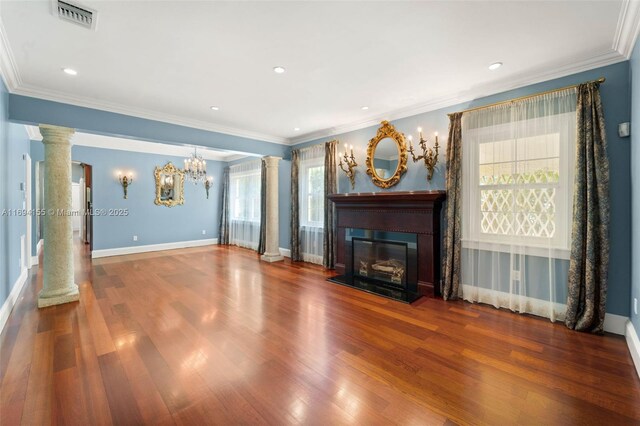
[461,88,577,321]
[299,144,325,264]
[229,160,262,250]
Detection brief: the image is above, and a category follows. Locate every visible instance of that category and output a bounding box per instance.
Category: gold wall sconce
[117,171,134,199]
[205,176,213,199]
[408,128,440,181]
[339,144,358,189]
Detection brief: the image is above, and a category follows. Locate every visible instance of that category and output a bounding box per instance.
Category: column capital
[262,156,281,167]
[39,124,75,146]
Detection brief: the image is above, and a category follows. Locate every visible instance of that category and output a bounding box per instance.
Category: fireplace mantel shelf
[329,190,446,203]
[329,190,447,298]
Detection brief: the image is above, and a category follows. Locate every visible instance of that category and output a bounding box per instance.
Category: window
[463,111,575,252]
[228,160,262,250]
[297,144,325,265]
[230,169,261,222]
[300,160,324,227]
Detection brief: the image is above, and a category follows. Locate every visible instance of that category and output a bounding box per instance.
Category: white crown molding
[12,83,289,145]
[0,19,21,91]
[290,49,626,145]
[613,0,640,58]
[25,125,40,140]
[27,126,244,161]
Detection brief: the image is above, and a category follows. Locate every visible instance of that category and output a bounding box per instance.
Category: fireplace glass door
[352,238,408,288]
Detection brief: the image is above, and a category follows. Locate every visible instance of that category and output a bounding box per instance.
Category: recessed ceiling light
[361,106,369,110]
[273,66,286,74]
[210,106,220,111]
[488,62,503,71]
[294,127,300,131]
[62,68,77,76]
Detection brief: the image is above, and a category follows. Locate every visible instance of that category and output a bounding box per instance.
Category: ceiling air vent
[53,0,97,30]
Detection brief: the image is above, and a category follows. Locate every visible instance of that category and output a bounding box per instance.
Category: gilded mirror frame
[365,121,408,189]
[154,162,185,207]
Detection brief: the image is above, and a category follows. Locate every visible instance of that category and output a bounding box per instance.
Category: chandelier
[184,148,207,184]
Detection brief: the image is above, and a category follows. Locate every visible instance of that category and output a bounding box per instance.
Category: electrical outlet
[511,270,521,281]
[635,298,638,316]
[133,235,138,242]
[202,230,206,235]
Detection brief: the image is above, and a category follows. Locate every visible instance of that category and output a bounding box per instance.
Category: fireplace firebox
[353,237,409,287]
[330,229,419,302]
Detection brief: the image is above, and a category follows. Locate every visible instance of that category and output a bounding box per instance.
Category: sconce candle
[117,171,134,199]
[205,176,213,199]
[339,143,358,189]
[408,128,440,181]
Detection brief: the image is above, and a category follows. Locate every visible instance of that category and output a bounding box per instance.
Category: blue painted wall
[0,79,30,307]
[630,42,640,333]
[292,61,631,317]
[10,94,289,159]
[30,142,223,251]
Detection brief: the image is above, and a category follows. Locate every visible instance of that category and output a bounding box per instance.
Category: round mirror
[373,137,400,181]
[365,121,408,188]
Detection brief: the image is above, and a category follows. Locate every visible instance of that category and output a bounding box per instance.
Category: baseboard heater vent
[53,0,97,30]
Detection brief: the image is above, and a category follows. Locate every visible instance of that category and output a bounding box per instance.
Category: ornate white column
[261,156,284,263]
[38,125,79,308]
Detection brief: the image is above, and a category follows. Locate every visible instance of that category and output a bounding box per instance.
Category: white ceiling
[1,1,639,146]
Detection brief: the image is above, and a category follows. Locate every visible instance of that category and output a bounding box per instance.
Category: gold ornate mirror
[366,121,408,188]
[154,162,185,207]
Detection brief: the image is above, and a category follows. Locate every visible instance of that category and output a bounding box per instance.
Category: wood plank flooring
[1,240,639,425]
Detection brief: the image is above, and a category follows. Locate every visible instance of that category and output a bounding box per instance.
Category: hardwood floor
[1,240,639,425]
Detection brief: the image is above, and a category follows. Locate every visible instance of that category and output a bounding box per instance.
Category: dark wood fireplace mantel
[328,190,446,297]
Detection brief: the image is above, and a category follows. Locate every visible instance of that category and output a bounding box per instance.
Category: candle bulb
[350,145,354,156]
[418,127,423,140]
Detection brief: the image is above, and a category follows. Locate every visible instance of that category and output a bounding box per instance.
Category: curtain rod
[447,77,605,117]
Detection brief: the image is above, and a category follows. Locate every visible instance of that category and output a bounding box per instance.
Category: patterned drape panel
[257,158,267,255]
[565,82,611,333]
[290,149,302,261]
[218,167,230,245]
[442,113,463,300]
[323,140,337,269]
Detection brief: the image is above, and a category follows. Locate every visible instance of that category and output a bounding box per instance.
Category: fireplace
[328,191,446,301]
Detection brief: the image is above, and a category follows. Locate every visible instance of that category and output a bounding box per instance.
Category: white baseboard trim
[461,284,627,335]
[0,268,28,334]
[30,239,43,267]
[91,238,218,259]
[626,320,640,379]
[279,248,291,258]
[603,313,629,336]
